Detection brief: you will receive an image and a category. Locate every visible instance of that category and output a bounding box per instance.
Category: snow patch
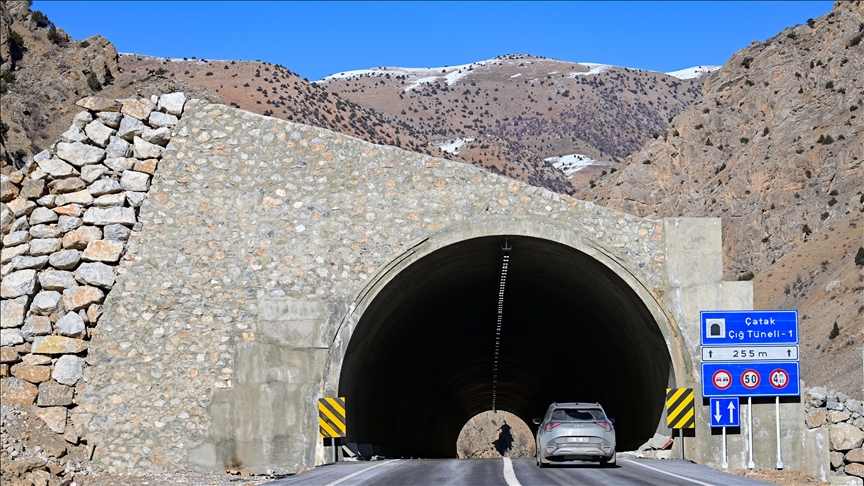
[510,73,522,78]
[545,153,606,176]
[437,138,475,155]
[664,65,721,80]
[318,59,498,89]
[567,63,613,77]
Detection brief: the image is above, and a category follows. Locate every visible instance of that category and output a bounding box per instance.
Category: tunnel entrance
[337,235,672,458]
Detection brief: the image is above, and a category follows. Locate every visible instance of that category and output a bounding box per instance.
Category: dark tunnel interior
[338,235,672,458]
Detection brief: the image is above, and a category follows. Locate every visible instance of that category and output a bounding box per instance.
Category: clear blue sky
[33,1,833,81]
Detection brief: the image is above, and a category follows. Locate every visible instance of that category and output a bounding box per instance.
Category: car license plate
[567,437,589,443]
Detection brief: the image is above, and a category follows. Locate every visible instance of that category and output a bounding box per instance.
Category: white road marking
[622,459,715,486]
[324,459,399,486]
[502,456,521,486]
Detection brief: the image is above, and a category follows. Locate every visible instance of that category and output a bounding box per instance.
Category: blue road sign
[709,398,740,427]
[702,362,800,397]
[700,310,798,346]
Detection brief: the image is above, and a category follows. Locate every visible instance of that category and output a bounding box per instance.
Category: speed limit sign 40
[770,369,789,389]
[741,369,760,389]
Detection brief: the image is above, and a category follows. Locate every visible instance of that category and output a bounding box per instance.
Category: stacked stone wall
[0,93,188,443]
[804,387,864,481]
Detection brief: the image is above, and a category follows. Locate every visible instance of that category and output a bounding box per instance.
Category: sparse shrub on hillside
[802,224,812,235]
[79,40,90,48]
[705,138,713,146]
[103,65,114,86]
[9,30,24,50]
[829,189,838,196]
[206,72,213,76]
[0,121,8,139]
[746,79,755,86]
[828,197,837,206]
[855,247,864,266]
[714,163,726,175]
[740,137,750,144]
[31,10,50,28]
[821,212,829,220]
[695,124,703,130]
[741,57,753,69]
[825,80,834,89]
[849,33,862,47]
[807,18,815,28]
[762,127,769,136]
[817,134,834,144]
[738,271,754,281]
[787,32,797,40]
[47,24,65,44]
[86,72,101,91]
[642,159,651,165]
[829,322,839,340]
[702,108,710,114]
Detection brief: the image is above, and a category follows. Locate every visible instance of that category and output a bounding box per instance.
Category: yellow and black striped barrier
[318,397,346,439]
[666,388,695,429]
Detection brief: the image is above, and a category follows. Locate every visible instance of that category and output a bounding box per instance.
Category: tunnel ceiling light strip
[492,239,512,413]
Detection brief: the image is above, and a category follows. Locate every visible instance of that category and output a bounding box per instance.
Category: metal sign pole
[748,396,755,469]
[775,396,783,469]
[679,429,684,460]
[722,426,728,469]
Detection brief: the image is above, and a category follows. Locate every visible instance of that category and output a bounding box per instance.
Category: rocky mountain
[592,0,864,394]
[315,55,709,189]
[118,55,575,193]
[0,0,218,169]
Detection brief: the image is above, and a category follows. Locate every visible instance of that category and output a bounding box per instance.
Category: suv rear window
[550,409,605,421]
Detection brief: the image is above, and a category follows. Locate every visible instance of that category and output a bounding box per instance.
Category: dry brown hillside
[119,55,575,193]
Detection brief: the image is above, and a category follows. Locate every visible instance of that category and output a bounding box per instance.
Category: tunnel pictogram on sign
[319,397,346,439]
[666,388,695,429]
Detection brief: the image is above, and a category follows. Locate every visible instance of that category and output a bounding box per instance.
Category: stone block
[55,189,93,207]
[48,177,86,194]
[848,449,864,464]
[832,451,846,468]
[807,387,828,408]
[831,410,853,423]
[74,261,115,288]
[29,223,63,238]
[125,192,147,208]
[54,204,84,217]
[62,226,102,249]
[21,315,52,339]
[36,157,75,178]
[56,142,105,167]
[0,180,18,201]
[82,207,136,226]
[31,291,62,315]
[1,296,28,328]
[148,111,178,128]
[11,363,51,383]
[1,243,30,264]
[3,231,31,247]
[120,170,150,192]
[830,396,846,411]
[55,311,86,338]
[86,304,102,323]
[61,124,88,143]
[104,157,136,172]
[831,475,864,486]
[84,120,115,147]
[35,194,55,207]
[29,207,58,225]
[81,164,109,183]
[58,215,82,232]
[133,159,158,175]
[88,178,122,196]
[32,335,87,355]
[76,96,122,112]
[0,376,38,405]
[82,240,123,263]
[121,98,155,120]
[62,286,104,311]
[104,224,130,241]
[142,126,172,146]
[52,355,84,385]
[20,179,46,200]
[0,329,24,346]
[849,464,864,479]
[29,238,62,255]
[117,116,145,141]
[97,111,123,129]
[832,423,864,451]
[36,406,67,434]
[39,270,77,290]
[92,193,126,207]
[132,136,164,159]
[0,346,20,363]
[158,92,186,115]
[8,255,49,271]
[73,110,93,128]
[7,198,36,217]
[1,269,37,298]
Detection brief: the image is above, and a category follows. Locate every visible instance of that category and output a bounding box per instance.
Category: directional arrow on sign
[714,400,722,422]
[709,397,740,427]
[727,400,736,422]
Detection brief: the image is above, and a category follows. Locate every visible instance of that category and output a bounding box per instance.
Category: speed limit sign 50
[740,369,760,389]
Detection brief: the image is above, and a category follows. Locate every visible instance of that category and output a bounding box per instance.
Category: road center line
[324,459,399,486]
[621,459,714,486]
[502,457,521,486]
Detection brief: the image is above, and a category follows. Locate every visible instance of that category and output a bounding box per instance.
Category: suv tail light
[544,421,562,431]
[595,421,612,431]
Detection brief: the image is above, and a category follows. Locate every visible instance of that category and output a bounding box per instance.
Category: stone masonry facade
[804,386,864,481]
[64,100,669,472]
[1,93,187,444]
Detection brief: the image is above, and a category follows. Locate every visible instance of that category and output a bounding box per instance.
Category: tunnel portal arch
[324,220,684,459]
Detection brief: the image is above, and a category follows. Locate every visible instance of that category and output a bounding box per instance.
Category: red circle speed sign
[770,369,789,389]
[741,369,760,389]
[712,369,732,390]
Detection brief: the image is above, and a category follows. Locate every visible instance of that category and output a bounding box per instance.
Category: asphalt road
[266,457,771,485]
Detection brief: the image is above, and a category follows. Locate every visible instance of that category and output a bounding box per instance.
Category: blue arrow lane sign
[701,310,798,346]
[710,398,740,427]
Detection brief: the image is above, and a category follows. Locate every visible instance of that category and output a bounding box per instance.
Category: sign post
[709,397,739,469]
[700,310,800,470]
[666,388,694,460]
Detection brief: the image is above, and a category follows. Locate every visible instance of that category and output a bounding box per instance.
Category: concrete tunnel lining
[338,235,672,458]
